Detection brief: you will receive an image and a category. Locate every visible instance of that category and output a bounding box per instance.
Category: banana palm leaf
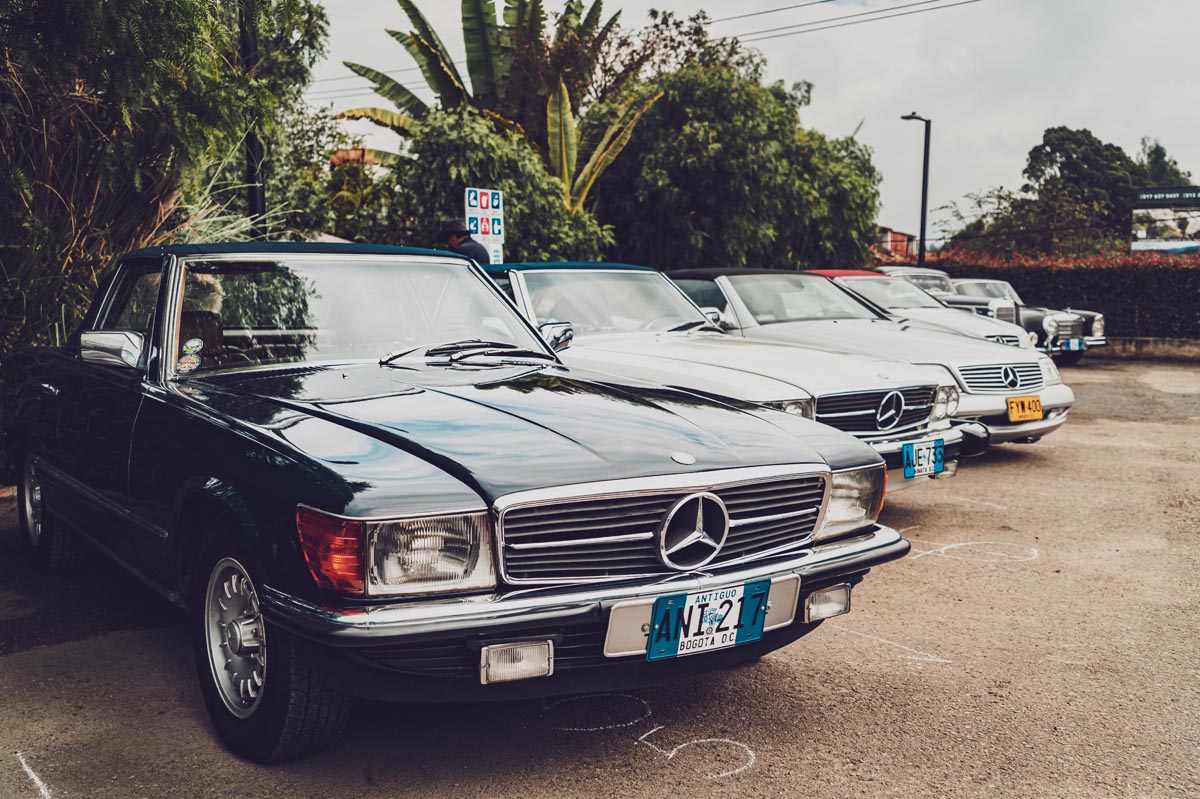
[570,91,662,212]
[334,107,422,136]
[394,0,466,88]
[579,0,607,38]
[329,147,401,168]
[546,79,578,204]
[388,29,466,108]
[343,62,430,118]
[462,0,503,107]
[556,0,583,44]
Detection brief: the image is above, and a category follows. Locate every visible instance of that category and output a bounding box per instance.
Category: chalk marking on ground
[637,725,757,779]
[542,693,653,731]
[15,753,51,799]
[909,540,1040,563]
[831,624,951,664]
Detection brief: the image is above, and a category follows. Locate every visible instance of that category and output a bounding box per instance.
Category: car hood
[562,331,946,399]
[191,361,869,502]
[891,308,1026,338]
[743,319,1045,368]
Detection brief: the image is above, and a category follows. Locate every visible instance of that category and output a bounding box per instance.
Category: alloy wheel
[204,558,268,719]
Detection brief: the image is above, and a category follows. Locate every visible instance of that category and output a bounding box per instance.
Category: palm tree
[334,0,656,210]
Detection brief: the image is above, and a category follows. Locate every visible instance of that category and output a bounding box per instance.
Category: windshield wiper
[444,347,555,363]
[380,339,523,366]
[665,320,718,333]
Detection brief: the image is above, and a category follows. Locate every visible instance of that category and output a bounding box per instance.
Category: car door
[42,257,168,571]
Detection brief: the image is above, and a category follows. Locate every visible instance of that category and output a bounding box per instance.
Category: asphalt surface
[0,360,1197,798]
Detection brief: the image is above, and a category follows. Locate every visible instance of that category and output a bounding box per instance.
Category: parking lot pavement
[0,361,1197,799]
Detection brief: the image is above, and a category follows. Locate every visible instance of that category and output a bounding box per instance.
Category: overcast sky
[307,0,1200,240]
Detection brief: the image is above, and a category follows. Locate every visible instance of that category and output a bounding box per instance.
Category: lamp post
[901,112,931,267]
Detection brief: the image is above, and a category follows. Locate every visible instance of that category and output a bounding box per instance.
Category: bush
[386,109,613,260]
[932,254,1200,339]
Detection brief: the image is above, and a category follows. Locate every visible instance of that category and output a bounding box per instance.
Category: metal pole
[239,0,266,236]
[918,118,930,267]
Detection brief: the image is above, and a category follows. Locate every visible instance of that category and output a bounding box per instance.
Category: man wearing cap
[438,219,491,264]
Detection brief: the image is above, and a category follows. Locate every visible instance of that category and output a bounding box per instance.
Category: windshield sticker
[182,338,204,354]
[176,354,201,374]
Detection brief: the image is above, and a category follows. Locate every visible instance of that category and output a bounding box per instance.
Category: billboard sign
[1131,186,1200,253]
[465,187,505,264]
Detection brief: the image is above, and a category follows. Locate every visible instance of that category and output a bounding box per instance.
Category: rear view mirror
[538,322,574,352]
[80,330,144,369]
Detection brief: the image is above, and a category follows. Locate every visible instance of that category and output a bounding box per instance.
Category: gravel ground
[0,360,1196,798]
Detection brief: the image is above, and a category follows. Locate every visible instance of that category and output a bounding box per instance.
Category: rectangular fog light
[479,640,554,685]
[932,460,959,479]
[805,584,852,622]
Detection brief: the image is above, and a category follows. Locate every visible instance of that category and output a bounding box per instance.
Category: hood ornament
[657,492,729,570]
[671,451,696,465]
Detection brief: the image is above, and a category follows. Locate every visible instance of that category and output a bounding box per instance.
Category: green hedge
[932,260,1200,339]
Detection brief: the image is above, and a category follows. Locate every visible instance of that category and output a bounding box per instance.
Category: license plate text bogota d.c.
[1006,395,1043,422]
[646,579,770,661]
[902,437,945,479]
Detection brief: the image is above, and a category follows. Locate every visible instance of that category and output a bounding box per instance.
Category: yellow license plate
[1006,395,1043,422]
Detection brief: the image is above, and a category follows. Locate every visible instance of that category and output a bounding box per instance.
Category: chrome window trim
[494,463,832,586]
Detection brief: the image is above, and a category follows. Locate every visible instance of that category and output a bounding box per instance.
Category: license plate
[646,580,770,661]
[1007,395,1043,422]
[1062,338,1086,352]
[902,437,945,479]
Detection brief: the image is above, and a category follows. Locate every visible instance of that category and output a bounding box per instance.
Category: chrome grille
[1056,317,1084,338]
[985,334,1022,347]
[957,363,1044,393]
[815,386,936,435]
[499,473,827,584]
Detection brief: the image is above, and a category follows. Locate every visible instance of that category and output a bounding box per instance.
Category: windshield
[899,273,954,294]
[954,280,1024,304]
[172,257,543,375]
[727,274,879,323]
[841,277,944,310]
[521,270,706,335]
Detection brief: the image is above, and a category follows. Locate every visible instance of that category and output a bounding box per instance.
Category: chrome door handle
[37,383,60,398]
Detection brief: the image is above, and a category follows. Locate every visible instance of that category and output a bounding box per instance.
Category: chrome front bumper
[1085,336,1107,347]
[955,383,1075,443]
[865,421,989,491]
[261,524,909,644]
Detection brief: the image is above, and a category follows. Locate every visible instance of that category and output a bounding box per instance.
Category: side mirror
[700,307,735,330]
[538,321,574,352]
[80,330,145,369]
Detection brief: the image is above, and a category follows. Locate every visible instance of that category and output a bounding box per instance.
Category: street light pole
[901,112,931,267]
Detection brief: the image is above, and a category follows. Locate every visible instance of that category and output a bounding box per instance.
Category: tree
[1136,137,1192,186]
[0,0,327,358]
[387,108,612,259]
[586,57,880,270]
[940,128,1194,258]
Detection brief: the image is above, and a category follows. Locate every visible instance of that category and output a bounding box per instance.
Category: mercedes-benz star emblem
[657,492,730,571]
[1001,365,1021,389]
[875,390,906,431]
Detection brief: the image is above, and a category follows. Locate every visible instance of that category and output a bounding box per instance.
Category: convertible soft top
[483,261,656,274]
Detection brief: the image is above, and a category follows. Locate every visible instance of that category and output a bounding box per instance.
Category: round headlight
[1093,316,1105,337]
[933,387,949,420]
[1023,331,1037,349]
[1043,317,1059,336]
[946,386,960,416]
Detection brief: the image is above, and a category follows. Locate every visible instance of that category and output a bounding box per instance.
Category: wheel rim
[22,458,43,547]
[204,557,267,719]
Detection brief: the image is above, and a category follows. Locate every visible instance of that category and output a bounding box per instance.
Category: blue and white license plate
[646,580,770,661]
[902,437,945,479]
[1062,338,1086,352]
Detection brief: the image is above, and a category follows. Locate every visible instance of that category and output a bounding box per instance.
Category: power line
[739,0,984,43]
[707,1,841,26]
[728,0,945,40]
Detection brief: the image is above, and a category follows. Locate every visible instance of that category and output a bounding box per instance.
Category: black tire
[17,454,81,572]
[1055,351,1085,366]
[192,530,351,762]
